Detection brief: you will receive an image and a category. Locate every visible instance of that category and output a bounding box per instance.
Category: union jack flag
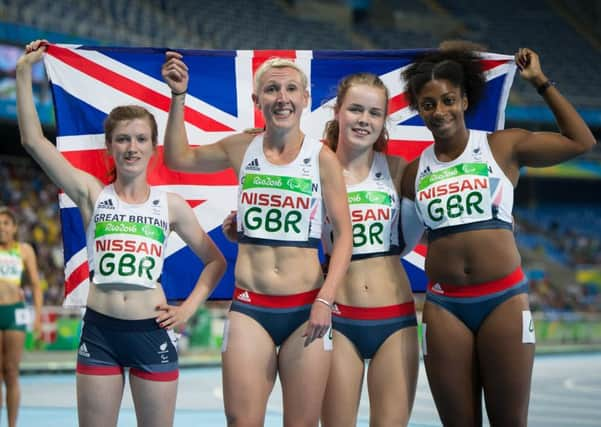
[43,45,516,307]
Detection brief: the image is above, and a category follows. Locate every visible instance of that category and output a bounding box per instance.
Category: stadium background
[0,0,599,357]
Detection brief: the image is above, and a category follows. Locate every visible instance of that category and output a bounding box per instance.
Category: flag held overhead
[43,45,516,307]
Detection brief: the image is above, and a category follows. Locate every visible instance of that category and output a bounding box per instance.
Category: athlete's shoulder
[400,159,420,199]
[18,241,35,259]
[222,131,256,147]
[385,153,407,182]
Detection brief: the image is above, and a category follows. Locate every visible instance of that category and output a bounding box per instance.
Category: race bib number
[348,190,393,253]
[94,221,166,287]
[239,173,314,241]
[417,163,492,229]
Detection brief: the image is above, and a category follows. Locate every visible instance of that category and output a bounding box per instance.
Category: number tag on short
[221,319,230,353]
[323,326,333,351]
[14,308,31,325]
[522,310,536,344]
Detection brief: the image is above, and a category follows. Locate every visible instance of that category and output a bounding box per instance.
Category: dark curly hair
[323,73,389,153]
[402,41,487,112]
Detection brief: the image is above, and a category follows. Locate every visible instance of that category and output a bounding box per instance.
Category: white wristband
[315,298,333,310]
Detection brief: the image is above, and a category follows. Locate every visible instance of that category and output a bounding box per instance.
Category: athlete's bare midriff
[235,243,324,295]
[87,284,167,320]
[425,228,521,285]
[0,281,23,305]
[335,254,413,307]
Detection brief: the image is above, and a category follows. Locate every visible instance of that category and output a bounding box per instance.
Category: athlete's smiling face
[106,118,156,177]
[336,83,387,150]
[417,79,468,140]
[253,66,309,130]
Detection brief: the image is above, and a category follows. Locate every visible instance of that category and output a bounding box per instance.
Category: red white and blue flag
[43,45,516,307]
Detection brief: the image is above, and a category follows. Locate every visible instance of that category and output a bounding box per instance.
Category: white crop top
[323,152,400,260]
[0,243,24,287]
[86,185,170,288]
[414,130,514,241]
[237,135,323,248]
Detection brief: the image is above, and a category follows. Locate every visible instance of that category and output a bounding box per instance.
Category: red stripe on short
[233,287,320,308]
[130,368,179,382]
[333,301,416,320]
[76,363,123,376]
[428,267,525,298]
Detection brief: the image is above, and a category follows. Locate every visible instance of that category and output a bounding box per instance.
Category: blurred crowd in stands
[517,212,601,266]
[1,0,600,108]
[516,211,601,315]
[0,156,64,306]
[548,223,601,266]
[529,275,600,317]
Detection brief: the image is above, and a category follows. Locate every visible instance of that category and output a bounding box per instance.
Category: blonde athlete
[17,40,226,427]
[401,42,596,426]
[0,207,42,427]
[162,52,352,427]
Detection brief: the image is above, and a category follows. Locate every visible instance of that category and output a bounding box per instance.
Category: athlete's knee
[225,412,263,427]
[437,406,482,427]
[369,408,410,427]
[284,420,320,427]
[321,417,352,427]
[2,364,19,385]
[321,411,358,427]
[488,415,527,427]
[284,413,321,427]
[487,409,528,427]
